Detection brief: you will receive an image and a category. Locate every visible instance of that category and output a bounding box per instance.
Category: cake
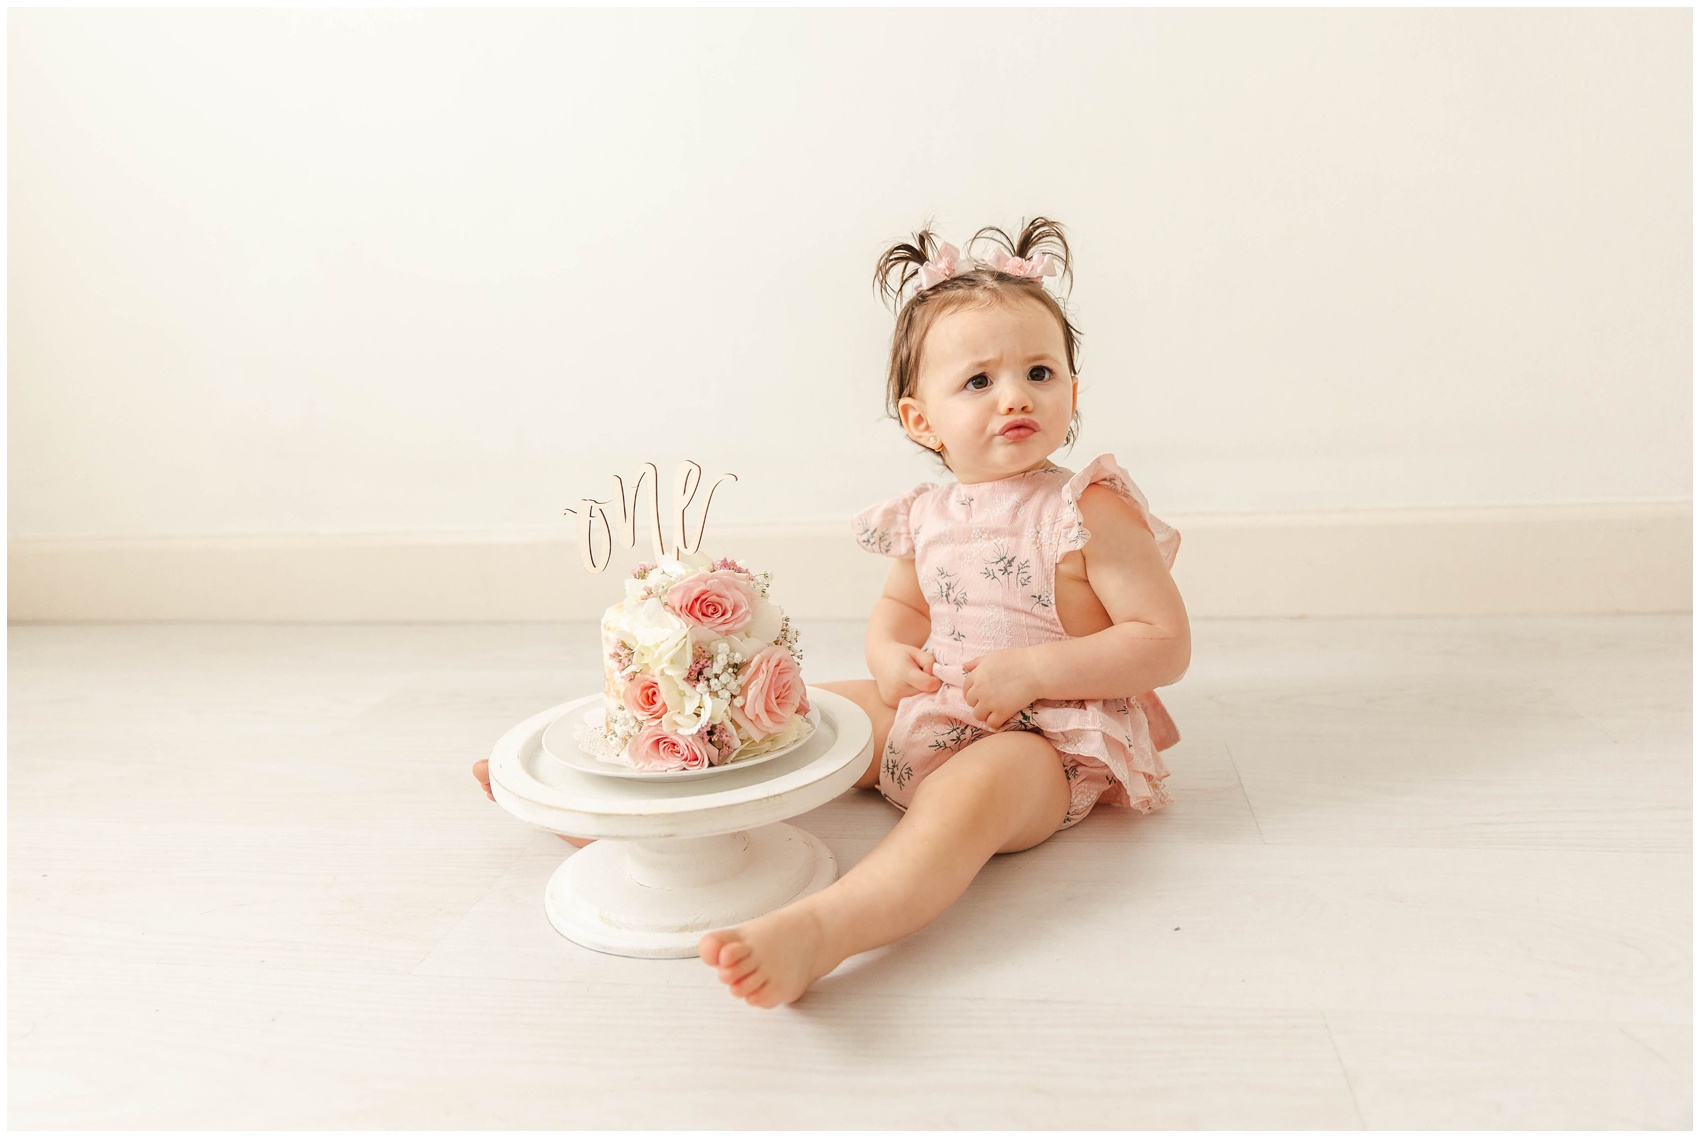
[584,549,811,772]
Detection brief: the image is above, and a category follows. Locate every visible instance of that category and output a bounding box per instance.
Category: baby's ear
[897,395,931,441]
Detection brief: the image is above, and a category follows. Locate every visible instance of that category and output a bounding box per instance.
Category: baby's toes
[714,936,752,971]
[719,954,760,987]
[731,967,768,999]
[698,930,740,968]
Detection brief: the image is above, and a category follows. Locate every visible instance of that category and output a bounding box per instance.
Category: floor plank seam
[1617,1025,1684,1073]
[1321,1010,1369,1128]
[405,837,540,977]
[1222,740,1269,844]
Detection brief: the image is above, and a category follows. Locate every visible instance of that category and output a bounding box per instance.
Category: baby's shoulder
[1075,479,1151,527]
[1073,480,1162,551]
[1049,452,1181,570]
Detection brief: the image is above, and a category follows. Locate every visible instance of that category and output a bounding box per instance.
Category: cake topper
[563,459,738,573]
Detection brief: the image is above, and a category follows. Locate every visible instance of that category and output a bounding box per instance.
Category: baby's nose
[998,384,1032,412]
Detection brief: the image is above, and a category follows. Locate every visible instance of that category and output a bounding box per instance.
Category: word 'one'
[563,460,738,573]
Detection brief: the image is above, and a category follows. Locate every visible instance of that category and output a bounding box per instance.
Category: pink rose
[625,723,717,772]
[730,645,808,740]
[622,672,667,721]
[665,571,756,636]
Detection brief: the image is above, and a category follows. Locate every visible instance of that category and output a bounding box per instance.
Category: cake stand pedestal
[488,688,872,959]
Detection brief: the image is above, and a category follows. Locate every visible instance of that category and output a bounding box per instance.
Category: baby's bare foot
[472,758,594,848]
[698,902,840,1008]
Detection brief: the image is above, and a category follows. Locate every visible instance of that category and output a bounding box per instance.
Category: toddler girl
[698,216,1191,1007]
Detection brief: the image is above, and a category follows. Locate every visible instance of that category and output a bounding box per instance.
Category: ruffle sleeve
[851,483,935,559]
[1056,453,1181,569]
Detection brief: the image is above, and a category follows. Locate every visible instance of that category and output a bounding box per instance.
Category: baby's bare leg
[814,679,895,789]
[699,730,1071,1007]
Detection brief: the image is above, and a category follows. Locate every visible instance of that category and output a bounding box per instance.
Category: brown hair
[872,215,1084,466]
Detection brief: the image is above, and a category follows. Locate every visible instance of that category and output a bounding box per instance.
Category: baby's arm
[1026,483,1190,700]
[866,558,941,707]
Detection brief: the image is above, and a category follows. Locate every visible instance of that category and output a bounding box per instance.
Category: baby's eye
[1030,366,1054,382]
[965,374,990,391]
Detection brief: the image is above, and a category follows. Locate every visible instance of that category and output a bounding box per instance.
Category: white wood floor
[7,615,1691,1129]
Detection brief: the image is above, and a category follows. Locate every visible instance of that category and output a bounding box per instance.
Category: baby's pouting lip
[997,418,1039,441]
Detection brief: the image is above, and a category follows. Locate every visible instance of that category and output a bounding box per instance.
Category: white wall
[7,9,1691,618]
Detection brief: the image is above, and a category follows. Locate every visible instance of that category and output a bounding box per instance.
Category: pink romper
[851,453,1184,832]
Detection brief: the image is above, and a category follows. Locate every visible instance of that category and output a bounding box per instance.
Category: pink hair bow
[981,248,1061,282]
[918,241,974,289]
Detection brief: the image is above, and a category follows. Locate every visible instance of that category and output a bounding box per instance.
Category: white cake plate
[488,687,873,959]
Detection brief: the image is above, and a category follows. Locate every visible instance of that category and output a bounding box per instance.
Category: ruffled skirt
[877,671,1176,832]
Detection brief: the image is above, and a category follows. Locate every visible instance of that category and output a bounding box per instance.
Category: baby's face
[900,296,1078,484]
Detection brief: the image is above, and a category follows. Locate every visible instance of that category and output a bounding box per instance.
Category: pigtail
[872,219,944,314]
[968,216,1076,299]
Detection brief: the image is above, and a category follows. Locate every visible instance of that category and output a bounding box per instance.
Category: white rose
[658,673,715,734]
[743,597,782,645]
[692,625,730,656]
[736,710,807,757]
[626,596,692,679]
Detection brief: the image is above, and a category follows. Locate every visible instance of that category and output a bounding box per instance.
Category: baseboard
[7,501,1690,622]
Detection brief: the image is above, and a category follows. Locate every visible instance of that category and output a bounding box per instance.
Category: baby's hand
[962,648,1043,731]
[871,642,941,708]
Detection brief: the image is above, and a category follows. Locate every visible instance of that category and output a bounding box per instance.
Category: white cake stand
[488,687,872,959]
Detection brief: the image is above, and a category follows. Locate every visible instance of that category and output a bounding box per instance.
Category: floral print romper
[851,453,1184,831]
